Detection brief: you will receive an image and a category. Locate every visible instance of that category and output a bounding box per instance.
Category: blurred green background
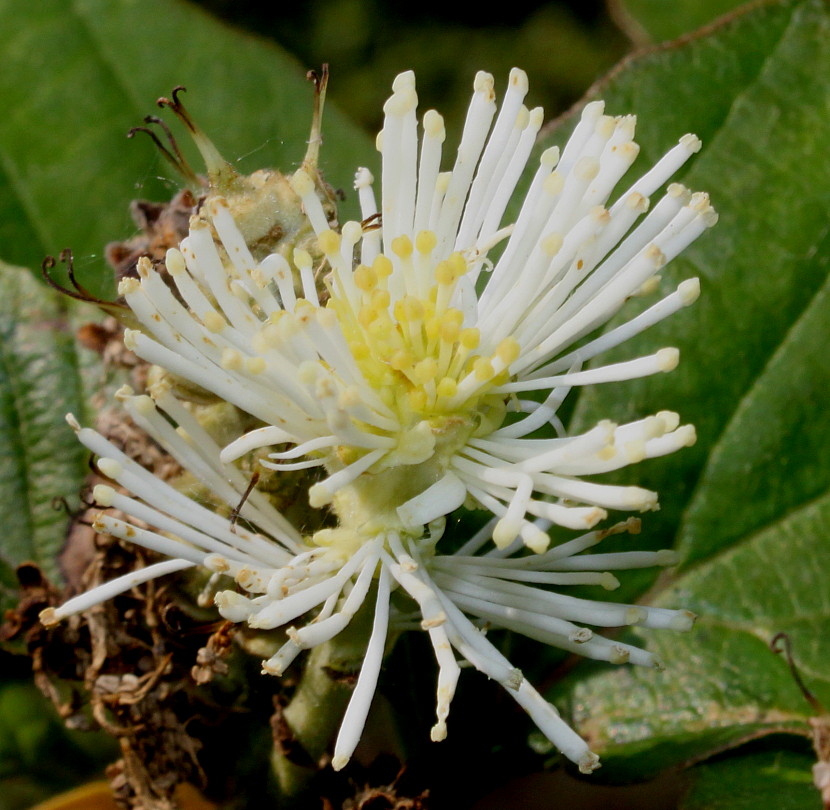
[193,0,628,145]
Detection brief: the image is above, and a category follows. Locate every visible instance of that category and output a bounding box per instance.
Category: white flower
[43,68,712,773]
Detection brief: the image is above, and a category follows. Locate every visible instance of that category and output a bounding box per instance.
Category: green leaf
[539,0,830,771]
[679,747,821,810]
[0,0,375,297]
[0,263,87,612]
[611,0,752,43]
[0,681,115,810]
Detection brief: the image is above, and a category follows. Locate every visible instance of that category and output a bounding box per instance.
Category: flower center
[325,229,520,430]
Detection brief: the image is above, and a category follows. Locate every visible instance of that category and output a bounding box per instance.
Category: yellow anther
[402,296,425,321]
[293,248,312,270]
[371,289,390,309]
[448,252,467,278]
[445,308,464,328]
[221,348,243,371]
[203,311,226,333]
[118,277,140,296]
[435,260,454,286]
[496,336,521,365]
[342,220,363,244]
[318,229,340,255]
[245,357,266,375]
[373,254,393,278]
[413,357,438,384]
[425,317,441,342]
[440,320,460,343]
[166,249,186,275]
[253,322,281,352]
[298,361,319,385]
[295,298,315,316]
[542,233,564,257]
[358,306,378,329]
[408,390,428,411]
[354,264,377,292]
[391,350,414,371]
[473,358,494,381]
[349,341,369,361]
[460,328,480,351]
[391,235,413,258]
[136,257,152,278]
[436,377,458,398]
[415,230,438,254]
[367,314,394,341]
[290,169,314,197]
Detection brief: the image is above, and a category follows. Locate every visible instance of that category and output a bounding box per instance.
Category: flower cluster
[43,68,712,773]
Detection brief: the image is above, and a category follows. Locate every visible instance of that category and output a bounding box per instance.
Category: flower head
[44,68,711,773]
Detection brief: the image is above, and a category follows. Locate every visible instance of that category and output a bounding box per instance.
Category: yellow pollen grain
[354,264,377,292]
[416,230,437,254]
[203,311,226,333]
[391,235,413,258]
[318,229,340,256]
[460,328,480,351]
[496,336,521,365]
[373,254,393,279]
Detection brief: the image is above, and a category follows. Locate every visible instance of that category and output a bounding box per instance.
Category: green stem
[270,642,352,801]
[270,598,376,803]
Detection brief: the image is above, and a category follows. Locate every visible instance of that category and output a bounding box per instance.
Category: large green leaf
[611,0,751,43]
[539,0,830,783]
[0,264,87,612]
[0,0,375,296]
[679,747,822,810]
